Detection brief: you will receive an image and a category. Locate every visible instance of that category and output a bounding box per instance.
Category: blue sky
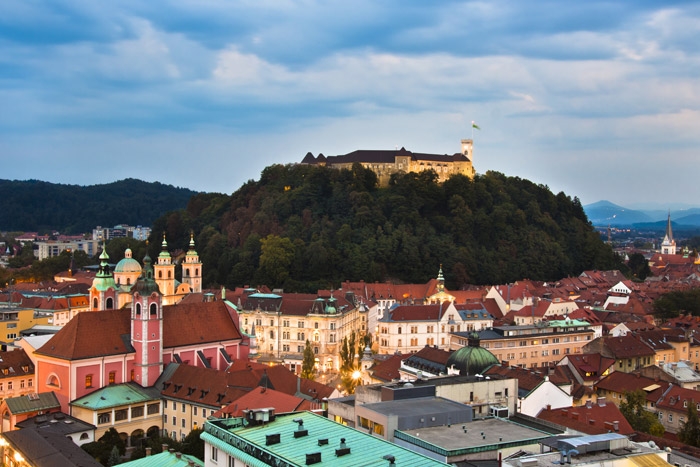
[2,1,699,207]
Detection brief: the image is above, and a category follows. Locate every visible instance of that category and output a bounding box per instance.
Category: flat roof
[396,417,552,453]
[361,397,470,418]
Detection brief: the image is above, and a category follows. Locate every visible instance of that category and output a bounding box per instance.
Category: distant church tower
[90,247,117,311]
[182,232,202,293]
[154,234,176,299]
[131,253,163,387]
[661,212,677,255]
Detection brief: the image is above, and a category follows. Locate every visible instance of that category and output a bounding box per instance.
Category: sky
[2,1,700,208]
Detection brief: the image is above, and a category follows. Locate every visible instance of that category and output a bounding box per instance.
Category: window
[7,381,12,390]
[182,404,185,413]
[298,321,305,328]
[314,322,319,329]
[115,409,128,421]
[297,332,305,341]
[398,327,402,334]
[164,400,168,409]
[182,418,185,428]
[28,379,33,388]
[282,344,290,351]
[109,372,115,384]
[330,323,335,330]
[132,406,144,418]
[283,320,290,327]
[211,446,218,461]
[270,319,275,326]
[173,416,177,425]
[147,403,160,415]
[269,330,274,339]
[669,413,673,422]
[410,326,418,334]
[20,380,25,389]
[98,412,111,424]
[85,374,93,388]
[202,409,207,417]
[329,334,336,343]
[194,407,198,416]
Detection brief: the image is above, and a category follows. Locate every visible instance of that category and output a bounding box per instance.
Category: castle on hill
[301,139,475,186]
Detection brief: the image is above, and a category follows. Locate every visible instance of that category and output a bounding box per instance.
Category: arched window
[106,297,113,309]
[185,269,189,277]
[168,271,171,278]
[135,303,141,315]
[47,374,60,388]
[195,268,199,276]
[127,278,131,285]
[150,303,157,316]
[93,298,98,310]
[158,271,162,279]
[80,433,89,440]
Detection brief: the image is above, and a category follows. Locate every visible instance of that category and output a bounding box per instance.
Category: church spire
[661,211,677,255]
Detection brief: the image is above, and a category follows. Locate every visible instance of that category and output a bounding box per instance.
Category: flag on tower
[472,121,481,130]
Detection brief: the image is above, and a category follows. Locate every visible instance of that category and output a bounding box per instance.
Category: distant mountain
[583,200,653,226]
[584,200,700,228]
[0,178,198,234]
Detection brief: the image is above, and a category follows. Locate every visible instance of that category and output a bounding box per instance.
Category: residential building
[234,289,366,373]
[15,412,95,446]
[485,365,572,417]
[451,320,596,369]
[301,139,475,187]
[0,349,35,402]
[537,398,634,436]
[583,334,656,373]
[34,239,100,261]
[0,307,51,345]
[0,428,102,467]
[0,392,61,432]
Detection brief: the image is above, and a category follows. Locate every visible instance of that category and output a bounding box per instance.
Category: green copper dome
[114,248,142,274]
[446,332,499,376]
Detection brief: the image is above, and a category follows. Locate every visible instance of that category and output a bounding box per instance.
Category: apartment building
[451,319,596,368]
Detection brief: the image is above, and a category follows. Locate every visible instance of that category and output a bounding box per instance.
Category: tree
[257,235,295,286]
[627,252,651,281]
[339,332,360,394]
[679,401,700,447]
[620,389,665,436]
[301,340,315,380]
[107,446,121,466]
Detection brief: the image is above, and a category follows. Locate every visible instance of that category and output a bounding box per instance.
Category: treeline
[148,163,622,291]
[0,178,198,234]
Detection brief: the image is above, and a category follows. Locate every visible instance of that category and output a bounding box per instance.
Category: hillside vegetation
[150,163,621,291]
[0,178,198,233]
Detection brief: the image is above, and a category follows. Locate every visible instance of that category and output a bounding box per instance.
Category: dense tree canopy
[149,164,621,291]
[0,178,196,234]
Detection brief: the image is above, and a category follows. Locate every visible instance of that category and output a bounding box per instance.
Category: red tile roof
[537,400,634,435]
[212,386,305,417]
[36,300,242,360]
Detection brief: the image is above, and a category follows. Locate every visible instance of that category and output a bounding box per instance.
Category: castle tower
[182,232,202,293]
[131,253,163,387]
[436,264,445,294]
[89,247,118,311]
[154,234,176,298]
[661,212,677,255]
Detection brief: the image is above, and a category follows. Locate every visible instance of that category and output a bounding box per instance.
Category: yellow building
[301,139,475,187]
[0,307,51,343]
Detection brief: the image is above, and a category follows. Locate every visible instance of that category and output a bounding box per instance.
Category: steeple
[153,233,176,299]
[436,265,445,293]
[90,245,117,310]
[182,231,202,293]
[661,211,677,255]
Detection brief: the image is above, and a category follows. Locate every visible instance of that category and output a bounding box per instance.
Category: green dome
[114,248,142,274]
[446,333,499,376]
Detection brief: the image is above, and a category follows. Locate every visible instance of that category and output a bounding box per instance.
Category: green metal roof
[71,383,159,410]
[5,391,60,415]
[118,451,203,467]
[203,411,450,466]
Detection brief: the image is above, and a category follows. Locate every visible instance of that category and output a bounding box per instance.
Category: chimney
[586,400,593,409]
[162,444,169,452]
[176,452,182,459]
[145,447,152,457]
[597,397,607,407]
[613,420,619,431]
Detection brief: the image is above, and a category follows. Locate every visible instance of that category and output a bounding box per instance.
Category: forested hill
[151,163,622,291]
[0,178,197,234]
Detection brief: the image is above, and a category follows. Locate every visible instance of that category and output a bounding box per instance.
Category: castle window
[150,303,157,316]
[185,269,189,277]
[168,271,172,278]
[93,298,98,310]
[136,303,141,315]
[195,268,199,275]
[158,271,163,278]
[85,374,93,388]
[106,297,113,309]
